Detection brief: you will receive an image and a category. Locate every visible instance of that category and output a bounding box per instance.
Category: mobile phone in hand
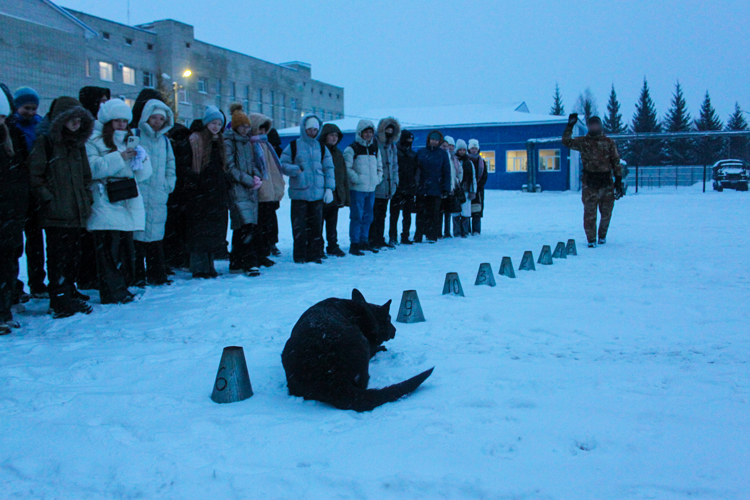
[127,136,140,150]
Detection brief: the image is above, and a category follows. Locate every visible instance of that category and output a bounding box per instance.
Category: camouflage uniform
[563,124,622,243]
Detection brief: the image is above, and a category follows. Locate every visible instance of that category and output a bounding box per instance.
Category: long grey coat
[279,115,335,202]
[375,117,401,199]
[224,128,263,228]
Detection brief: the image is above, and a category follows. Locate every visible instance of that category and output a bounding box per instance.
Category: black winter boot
[349,243,365,256]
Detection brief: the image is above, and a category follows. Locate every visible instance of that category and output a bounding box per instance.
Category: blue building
[277,103,585,192]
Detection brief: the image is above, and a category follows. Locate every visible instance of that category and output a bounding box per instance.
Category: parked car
[712,159,749,192]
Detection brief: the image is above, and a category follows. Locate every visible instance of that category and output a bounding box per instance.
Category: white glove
[324,188,334,204]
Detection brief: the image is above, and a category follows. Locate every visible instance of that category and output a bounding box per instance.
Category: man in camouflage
[563,113,624,247]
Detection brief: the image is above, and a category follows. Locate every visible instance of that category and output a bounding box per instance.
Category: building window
[312,107,317,115]
[291,98,297,111]
[337,94,340,100]
[216,79,222,96]
[197,78,208,93]
[186,42,191,48]
[178,89,189,104]
[215,95,221,110]
[122,66,136,86]
[142,71,154,88]
[147,43,154,50]
[506,150,528,172]
[255,89,263,113]
[125,37,133,46]
[538,149,561,171]
[123,98,135,108]
[480,151,496,174]
[229,82,236,100]
[99,62,113,81]
[102,32,110,40]
[85,59,91,78]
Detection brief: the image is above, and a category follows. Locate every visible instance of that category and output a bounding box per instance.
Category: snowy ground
[2,186,749,499]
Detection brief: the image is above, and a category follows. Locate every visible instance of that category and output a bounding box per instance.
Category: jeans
[349,190,375,245]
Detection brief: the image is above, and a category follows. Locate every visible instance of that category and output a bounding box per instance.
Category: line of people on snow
[0,84,487,335]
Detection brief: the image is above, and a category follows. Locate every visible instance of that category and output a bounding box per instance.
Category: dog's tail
[338,368,434,412]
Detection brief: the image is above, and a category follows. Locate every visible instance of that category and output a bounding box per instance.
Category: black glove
[568,113,579,126]
[614,176,624,199]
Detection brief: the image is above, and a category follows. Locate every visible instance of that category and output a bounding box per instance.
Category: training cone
[211,346,253,404]
[499,256,516,278]
[519,251,536,271]
[474,263,497,287]
[566,239,578,256]
[538,245,553,265]
[396,290,426,323]
[552,242,567,259]
[442,272,465,297]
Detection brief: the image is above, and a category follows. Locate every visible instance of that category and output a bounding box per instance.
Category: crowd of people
[0,84,488,334]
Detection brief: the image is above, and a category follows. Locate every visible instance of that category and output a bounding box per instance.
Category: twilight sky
[63,0,750,122]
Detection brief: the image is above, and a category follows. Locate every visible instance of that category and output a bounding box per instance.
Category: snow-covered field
[2,186,749,499]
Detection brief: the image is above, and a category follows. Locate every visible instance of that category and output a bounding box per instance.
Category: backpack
[290,139,326,164]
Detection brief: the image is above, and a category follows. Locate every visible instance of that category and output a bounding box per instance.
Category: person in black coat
[78,86,111,119]
[415,130,451,243]
[390,130,418,245]
[173,107,231,278]
[164,123,190,270]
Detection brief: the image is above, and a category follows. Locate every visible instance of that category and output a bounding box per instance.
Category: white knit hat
[304,116,320,131]
[456,139,468,151]
[468,139,480,151]
[444,136,455,147]
[98,98,132,124]
[0,91,9,117]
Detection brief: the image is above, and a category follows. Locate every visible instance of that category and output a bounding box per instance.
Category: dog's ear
[381,299,392,312]
[352,289,366,304]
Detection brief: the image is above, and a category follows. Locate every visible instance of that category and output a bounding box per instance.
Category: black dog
[281,289,434,412]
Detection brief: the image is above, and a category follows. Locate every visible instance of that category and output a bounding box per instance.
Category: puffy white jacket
[86,130,152,232]
[344,119,382,193]
[134,100,176,242]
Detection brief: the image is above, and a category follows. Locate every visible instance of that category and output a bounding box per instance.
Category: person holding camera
[562,113,623,248]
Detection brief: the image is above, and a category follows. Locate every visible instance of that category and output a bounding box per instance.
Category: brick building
[0,0,344,126]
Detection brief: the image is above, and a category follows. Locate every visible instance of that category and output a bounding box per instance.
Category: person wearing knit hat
[202,105,225,128]
[229,103,251,132]
[304,116,320,132]
[13,87,39,110]
[453,140,475,238]
[466,138,487,235]
[439,135,460,238]
[468,139,480,152]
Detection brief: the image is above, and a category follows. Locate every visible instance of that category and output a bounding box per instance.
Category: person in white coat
[344,119,382,255]
[133,99,175,286]
[86,99,152,304]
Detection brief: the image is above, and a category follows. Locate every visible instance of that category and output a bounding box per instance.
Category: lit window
[506,150,528,172]
[539,149,561,171]
[480,151,496,174]
[198,78,208,93]
[124,98,135,108]
[122,66,136,86]
[142,71,154,88]
[99,62,114,81]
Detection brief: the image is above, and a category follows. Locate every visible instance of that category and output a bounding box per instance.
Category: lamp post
[173,69,192,121]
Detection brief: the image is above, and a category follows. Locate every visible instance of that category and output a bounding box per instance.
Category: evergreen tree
[574,88,598,123]
[626,78,662,166]
[663,81,693,165]
[550,83,565,116]
[602,84,627,135]
[693,91,724,166]
[725,102,749,162]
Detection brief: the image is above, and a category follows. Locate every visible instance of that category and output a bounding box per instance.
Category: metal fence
[624,165,708,192]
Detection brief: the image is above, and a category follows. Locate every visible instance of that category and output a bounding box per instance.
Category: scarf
[250,134,281,180]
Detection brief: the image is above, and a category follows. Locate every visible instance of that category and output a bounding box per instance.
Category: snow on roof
[277,102,568,137]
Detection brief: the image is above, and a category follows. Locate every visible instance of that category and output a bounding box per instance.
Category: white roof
[278,102,568,137]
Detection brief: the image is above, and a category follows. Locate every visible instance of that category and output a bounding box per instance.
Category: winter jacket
[445,149,462,192]
[279,115,335,202]
[375,117,401,199]
[0,125,29,249]
[344,119,382,193]
[319,123,350,207]
[415,130,452,197]
[28,97,94,229]
[251,114,285,203]
[563,123,621,177]
[134,100,176,242]
[9,113,42,154]
[467,153,488,216]
[396,141,418,197]
[224,128,262,228]
[457,152,476,197]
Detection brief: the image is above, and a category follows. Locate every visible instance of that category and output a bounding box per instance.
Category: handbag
[455,186,467,205]
[106,178,138,203]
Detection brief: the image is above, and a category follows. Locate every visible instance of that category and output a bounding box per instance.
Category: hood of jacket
[48,96,94,147]
[249,113,273,136]
[131,88,166,128]
[138,99,174,139]
[425,129,444,150]
[377,117,401,145]
[355,119,376,147]
[298,114,322,145]
[78,86,111,118]
[319,123,343,148]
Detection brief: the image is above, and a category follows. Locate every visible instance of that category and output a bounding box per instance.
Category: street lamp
[173,69,192,120]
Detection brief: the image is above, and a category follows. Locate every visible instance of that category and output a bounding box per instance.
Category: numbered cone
[211,346,253,404]
[538,245,553,265]
[499,256,516,278]
[519,251,536,271]
[566,239,578,256]
[442,272,465,297]
[396,290,426,323]
[474,263,497,287]
[552,242,567,259]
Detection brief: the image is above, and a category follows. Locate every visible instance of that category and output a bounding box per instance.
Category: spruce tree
[603,85,627,135]
[693,91,724,166]
[550,83,565,116]
[574,88,598,123]
[725,102,749,162]
[663,81,693,165]
[627,78,662,166]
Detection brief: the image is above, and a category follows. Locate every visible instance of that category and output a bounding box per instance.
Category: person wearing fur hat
[467,139,488,235]
[28,97,95,319]
[454,139,476,238]
[279,114,335,264]
[390,130,417,245]
[370,117,401,249]
[318,122,349,258]
[133,99,176,286]
[344,119,382,256]
[415,130,452,243]
[224,103,264,277]
[87,99,153,304]
[173,106,231,278]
